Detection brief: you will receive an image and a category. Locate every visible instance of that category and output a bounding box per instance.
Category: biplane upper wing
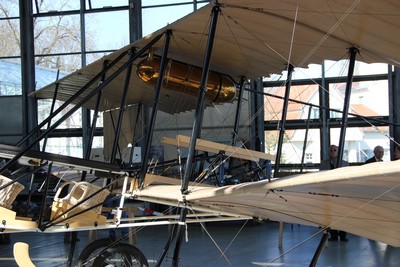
[31,0,400,113]
[132,160,400,248]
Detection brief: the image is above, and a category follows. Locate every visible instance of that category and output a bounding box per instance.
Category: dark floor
[0,221,399,266]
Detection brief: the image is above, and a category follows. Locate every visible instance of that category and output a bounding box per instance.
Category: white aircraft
[1,0,400,266]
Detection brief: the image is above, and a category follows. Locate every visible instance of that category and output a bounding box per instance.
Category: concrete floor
[0,221,399,266]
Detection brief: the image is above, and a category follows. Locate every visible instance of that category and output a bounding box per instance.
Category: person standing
[393,145,400,160]
[320,145,349,170]
[365,145,384,163]
[320,144,349,242]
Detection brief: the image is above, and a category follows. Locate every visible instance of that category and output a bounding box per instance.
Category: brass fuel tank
[136,56,236,103]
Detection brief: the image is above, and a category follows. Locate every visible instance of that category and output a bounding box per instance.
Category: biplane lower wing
[132,160,400,247]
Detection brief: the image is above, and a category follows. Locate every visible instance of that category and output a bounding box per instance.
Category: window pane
[33,0,80,13]
[86,10,129,51]
[92,136,104,148]
[329,79,389,118]
[265,130,279,156]
[36,62,69,89]
[91,110,104,127]
[277,129,321,164]
[34,15,81,55]
[88,0,128,9]
[1,0,20,17]
[142,5,193,35]
[0,59,22,95]
[324,60,388,77]
[37,100,82,129]
[264,84,319,120]
[35,54,81,73]
[329,127,390,163]
[0,19,20,57]
[41,137,83,157]
[197,1,210,9]
[265,129,321,175]
[143,0,193,5]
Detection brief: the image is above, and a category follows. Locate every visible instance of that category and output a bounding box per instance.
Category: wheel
[76,238,148,267]
[93,243,148,267]
[77,238,114,266]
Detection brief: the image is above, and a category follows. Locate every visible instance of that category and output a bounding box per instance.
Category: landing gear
[76,238,148,267]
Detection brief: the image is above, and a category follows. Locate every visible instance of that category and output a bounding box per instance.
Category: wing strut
[110,51,136,164]
[336,47,358,167]
[300,106,312,172]
[228,77,245,170]
[230,77,245,146]
[273,64,294,178]
[309,229,330,267]
[139,30,172,188]
[41,70,60,151]
[81,60,108,181]
[158,5,221,267]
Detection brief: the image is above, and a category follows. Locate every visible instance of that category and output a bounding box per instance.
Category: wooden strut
[161,135,275,162]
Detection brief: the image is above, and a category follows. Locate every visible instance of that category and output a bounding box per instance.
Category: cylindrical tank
[136,56,236,103]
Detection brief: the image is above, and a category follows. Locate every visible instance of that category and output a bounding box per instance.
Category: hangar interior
[0,1,399,266]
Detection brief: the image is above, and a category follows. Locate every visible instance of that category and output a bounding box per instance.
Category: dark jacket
[365,157,382,164]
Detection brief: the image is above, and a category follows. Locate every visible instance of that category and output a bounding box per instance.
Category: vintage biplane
[1,0,400,266]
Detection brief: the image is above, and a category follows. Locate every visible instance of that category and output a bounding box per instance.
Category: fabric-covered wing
[32,0,400,113]
[132,160,400,247]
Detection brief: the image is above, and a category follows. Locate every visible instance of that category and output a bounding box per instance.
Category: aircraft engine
[136,56,237,103]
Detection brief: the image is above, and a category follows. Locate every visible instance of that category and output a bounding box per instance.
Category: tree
[0,0,96,72]
[0,1,20,57]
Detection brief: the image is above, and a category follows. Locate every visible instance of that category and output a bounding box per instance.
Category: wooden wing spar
[161,135,275,162]
[31,0,400,113]
[132,160,400,248]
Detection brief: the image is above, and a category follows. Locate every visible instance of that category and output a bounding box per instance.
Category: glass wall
[264,60,393,173]
[0,0,209,155]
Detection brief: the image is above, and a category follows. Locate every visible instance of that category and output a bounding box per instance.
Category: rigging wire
[191,209,234,266]
[286,4,299,72]
[299,0,361,68]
